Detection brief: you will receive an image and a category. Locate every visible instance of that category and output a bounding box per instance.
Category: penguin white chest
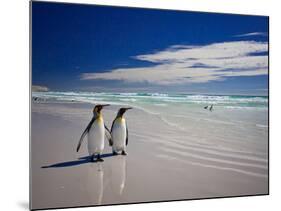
[88,117,105,155]
[112,118,126,152]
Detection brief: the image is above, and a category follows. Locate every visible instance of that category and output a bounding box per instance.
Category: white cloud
[81,41,268,85]
[233,32,267,37]
[32,85,49,92]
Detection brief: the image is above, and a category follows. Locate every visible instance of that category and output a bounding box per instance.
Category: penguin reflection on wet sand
[85,162,104,205]
[76,104,111,162]
[110,107,132,155]
[109,156,127,195]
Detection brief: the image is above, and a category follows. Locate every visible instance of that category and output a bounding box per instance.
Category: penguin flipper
[76,128,88,152]
[76,117,95,152]
[126,123,128,146]
[110,118,116,133]
[109,118,117,146]
[104,124,113,146]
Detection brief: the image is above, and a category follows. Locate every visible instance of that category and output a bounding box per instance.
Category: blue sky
[32,2,268,95]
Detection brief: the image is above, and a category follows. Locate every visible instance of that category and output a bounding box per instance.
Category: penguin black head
[93,104,110,114]
[117,107,132,117]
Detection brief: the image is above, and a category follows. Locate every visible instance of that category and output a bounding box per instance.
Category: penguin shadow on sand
[41,153,115,168]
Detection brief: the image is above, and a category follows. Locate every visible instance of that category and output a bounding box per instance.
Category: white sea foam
[159,117,186,131]
[161,147,267,170]
[256,124,268,128]
[153,103,167,107]
[157,154,267,178]
[120,98,137,102]
[162,140,267,163]
[32,91,268,111]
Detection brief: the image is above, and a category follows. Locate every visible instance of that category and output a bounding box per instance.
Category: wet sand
[31,102,268,210]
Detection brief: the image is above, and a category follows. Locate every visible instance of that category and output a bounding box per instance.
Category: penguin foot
[97,158,104,162]
[121,151,127,156]
[96,154,104,162]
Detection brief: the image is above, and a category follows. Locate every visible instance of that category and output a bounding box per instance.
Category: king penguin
[76,104,111,162]
[110,107,132,155]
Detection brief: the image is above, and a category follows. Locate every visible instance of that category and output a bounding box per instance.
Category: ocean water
[32,91,268,132]
[32,91,268,110]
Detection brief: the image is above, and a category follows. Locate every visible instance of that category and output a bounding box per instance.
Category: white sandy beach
[31,100,268,210]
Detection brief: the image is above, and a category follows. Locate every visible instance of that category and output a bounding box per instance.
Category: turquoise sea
[32,92,268,110]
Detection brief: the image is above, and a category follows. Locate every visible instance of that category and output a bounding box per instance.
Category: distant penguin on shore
[110,107,132,155]
[209,104,214,112]
[76,104,111,162]
[204,105,208,109]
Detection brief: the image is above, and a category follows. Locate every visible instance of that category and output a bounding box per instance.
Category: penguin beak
[125,107,132,110]
[101,104,110,108]
[100,104,110,111]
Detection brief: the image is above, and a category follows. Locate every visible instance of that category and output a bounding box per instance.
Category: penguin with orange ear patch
[77,104,111,162]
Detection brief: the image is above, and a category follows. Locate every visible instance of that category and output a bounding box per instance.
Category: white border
[1,0,280,211]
